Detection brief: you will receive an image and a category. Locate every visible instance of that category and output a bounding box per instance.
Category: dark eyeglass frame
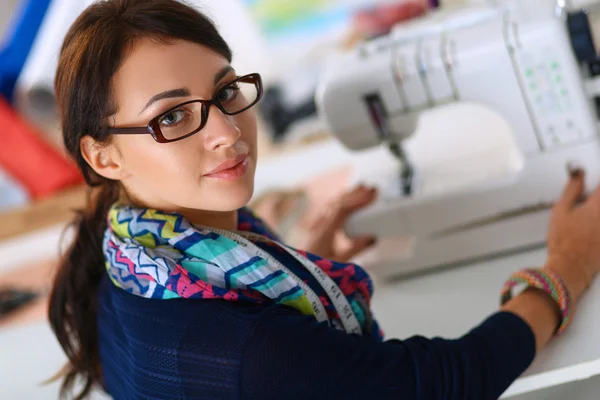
[106,73,263,143]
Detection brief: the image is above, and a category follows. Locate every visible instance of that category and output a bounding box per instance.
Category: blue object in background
[0,0,52,103]
[0,168,29,212]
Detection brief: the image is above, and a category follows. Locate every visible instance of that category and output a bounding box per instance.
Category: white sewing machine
[316,0,600,278]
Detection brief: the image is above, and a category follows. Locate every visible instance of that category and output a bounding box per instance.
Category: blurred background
[0,0,462,398]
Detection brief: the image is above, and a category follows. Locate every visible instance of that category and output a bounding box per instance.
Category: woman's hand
[545,169,600,302]
[503,169,600,352]
[297,185,378,262]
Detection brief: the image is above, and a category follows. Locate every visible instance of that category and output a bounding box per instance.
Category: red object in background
[353,1,428,38]
[0,97,83,200]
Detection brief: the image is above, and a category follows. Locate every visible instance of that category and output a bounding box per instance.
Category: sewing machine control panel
[511,3,600,154]
[518,52,586,149]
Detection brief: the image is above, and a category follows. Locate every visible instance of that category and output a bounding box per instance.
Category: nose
[203,105,242,151]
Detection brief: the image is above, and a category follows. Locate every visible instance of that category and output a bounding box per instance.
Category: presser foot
[387,141,416,196]
[400,163,415,197]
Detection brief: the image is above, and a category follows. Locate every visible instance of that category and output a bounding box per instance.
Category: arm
[503,169,600,353]
[240,306,534,400]
[240,171,600,399]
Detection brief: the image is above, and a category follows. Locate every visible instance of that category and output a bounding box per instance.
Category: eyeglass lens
[157,77,259,141]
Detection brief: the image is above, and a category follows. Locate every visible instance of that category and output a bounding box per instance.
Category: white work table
[370,248,600,399]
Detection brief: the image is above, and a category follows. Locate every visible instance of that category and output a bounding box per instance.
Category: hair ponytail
[48,183,118,399]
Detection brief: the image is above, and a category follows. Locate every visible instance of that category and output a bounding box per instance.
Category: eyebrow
[139,66,236,114]
[140,88,190,114]
[214,65,235,85]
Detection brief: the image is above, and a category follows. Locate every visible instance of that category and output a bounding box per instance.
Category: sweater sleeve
[239,307,536,400]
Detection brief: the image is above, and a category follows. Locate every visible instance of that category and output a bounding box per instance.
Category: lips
[204,154,249,180]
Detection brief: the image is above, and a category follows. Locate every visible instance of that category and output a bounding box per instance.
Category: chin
[209,181,255,212]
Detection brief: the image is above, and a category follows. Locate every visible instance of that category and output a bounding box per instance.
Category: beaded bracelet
[501,268,573,336]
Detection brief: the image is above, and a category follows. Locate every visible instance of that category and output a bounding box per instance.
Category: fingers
[556,169,585,212]
[305,185,378,247]
[336,184,378,216]
[336,236,376,262]
[325,185,377,234]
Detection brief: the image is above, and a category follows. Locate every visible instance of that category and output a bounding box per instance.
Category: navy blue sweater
[97,274,535,399]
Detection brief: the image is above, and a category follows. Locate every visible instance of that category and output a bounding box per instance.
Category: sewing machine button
[540,125,560,149]
[557,121,580,144]
[535,94,542,101]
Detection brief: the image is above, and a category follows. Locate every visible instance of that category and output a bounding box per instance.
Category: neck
[182,209,239,231]
[119,188,239,231]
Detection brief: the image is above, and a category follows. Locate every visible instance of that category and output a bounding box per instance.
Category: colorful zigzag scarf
[103,204,383,340]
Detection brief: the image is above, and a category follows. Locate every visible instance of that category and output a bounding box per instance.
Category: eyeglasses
[106,73,263,143]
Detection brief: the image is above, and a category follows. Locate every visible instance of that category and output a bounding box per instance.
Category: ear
[80,135,123,181]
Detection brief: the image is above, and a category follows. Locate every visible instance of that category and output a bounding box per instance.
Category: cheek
[118,136,203,183]
[237,111,257,147]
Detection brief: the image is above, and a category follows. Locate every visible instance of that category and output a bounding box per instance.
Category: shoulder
[98,274,274,340]
[97,275,286,399]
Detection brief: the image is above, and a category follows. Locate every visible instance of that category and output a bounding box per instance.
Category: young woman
[48,1,600,399]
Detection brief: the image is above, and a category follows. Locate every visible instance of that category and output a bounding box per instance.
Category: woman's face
[84,39,258,216]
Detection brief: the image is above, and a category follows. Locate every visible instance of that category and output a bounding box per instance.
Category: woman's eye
[217,84,240,103]
[159,109,186,126]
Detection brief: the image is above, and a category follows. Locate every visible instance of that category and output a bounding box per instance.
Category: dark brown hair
[48,1,232,398]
